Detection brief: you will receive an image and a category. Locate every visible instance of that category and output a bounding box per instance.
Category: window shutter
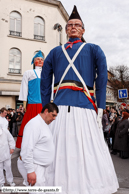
[34,23,38,35]
[10,18,15,31]
[40,24,43,36]
[9,55,14,68]
[16,56,21,69]
[16,20,21,32]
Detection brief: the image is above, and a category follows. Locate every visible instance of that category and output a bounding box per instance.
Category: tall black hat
[68,5,85,42]
[68,5,82,22]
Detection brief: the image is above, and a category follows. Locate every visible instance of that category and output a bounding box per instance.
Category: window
[9,48,21,74]
[10,11,22,36]
[34,16,45,41]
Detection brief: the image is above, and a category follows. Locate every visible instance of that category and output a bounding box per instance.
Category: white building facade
[106,85,117,107]
[106,71,118,107]
[0,0,68,109]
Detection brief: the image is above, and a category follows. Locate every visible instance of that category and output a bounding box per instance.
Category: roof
[29,0,86,41]
[32,0,69,21]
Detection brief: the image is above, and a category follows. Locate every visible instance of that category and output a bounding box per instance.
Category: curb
[114,188,129,194]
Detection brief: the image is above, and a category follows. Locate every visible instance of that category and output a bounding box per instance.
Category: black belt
[54,80,93,90]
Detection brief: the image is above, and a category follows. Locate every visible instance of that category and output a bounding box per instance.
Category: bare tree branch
[109,65,129,98]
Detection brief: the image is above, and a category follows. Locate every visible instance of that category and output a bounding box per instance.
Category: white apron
[45,106,119,194]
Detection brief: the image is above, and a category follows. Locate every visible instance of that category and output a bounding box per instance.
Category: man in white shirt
[17,103,58,187]
[0,124,15,188]
[0,108,8,130]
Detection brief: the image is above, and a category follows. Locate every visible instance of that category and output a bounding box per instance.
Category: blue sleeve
[41,51,53,107]
[94,45,107,109]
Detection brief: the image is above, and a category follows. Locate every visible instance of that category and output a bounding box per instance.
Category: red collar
[65,40,82,50]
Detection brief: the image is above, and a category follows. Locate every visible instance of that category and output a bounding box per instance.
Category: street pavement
[0,138,129,194]
[111,153,129,194]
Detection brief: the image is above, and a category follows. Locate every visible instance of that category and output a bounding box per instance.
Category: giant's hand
[27,172,36,186]
[97,108,103,129]
[10,149,14,154]
[23,101,27,112]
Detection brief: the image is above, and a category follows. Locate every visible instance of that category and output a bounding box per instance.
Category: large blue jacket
[41,37,107,110]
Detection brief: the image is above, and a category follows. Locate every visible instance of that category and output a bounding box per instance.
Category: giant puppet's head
[31,50,44,67]
[66,5,85,41]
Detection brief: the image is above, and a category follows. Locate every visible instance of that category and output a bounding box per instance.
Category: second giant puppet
[16,51,44,148]
[41,5,119,194]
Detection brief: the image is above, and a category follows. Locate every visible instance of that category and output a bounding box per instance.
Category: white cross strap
[54,42,92,100]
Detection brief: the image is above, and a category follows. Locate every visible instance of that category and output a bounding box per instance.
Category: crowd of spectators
[2,105,25,137]
[102,104,129,159]
[1,103,129,160]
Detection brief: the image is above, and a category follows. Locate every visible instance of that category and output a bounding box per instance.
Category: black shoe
[111,151,117,155]
[121,156,128,159]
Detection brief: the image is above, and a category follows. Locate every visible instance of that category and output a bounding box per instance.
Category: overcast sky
[60,0,129,69]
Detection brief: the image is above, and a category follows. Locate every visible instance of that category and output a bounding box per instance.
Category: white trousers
[17,158,45,193]
[0,158,13,184]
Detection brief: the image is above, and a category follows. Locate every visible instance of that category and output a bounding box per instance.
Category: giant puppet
[16,51,43,148]
[41,6,119,194]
